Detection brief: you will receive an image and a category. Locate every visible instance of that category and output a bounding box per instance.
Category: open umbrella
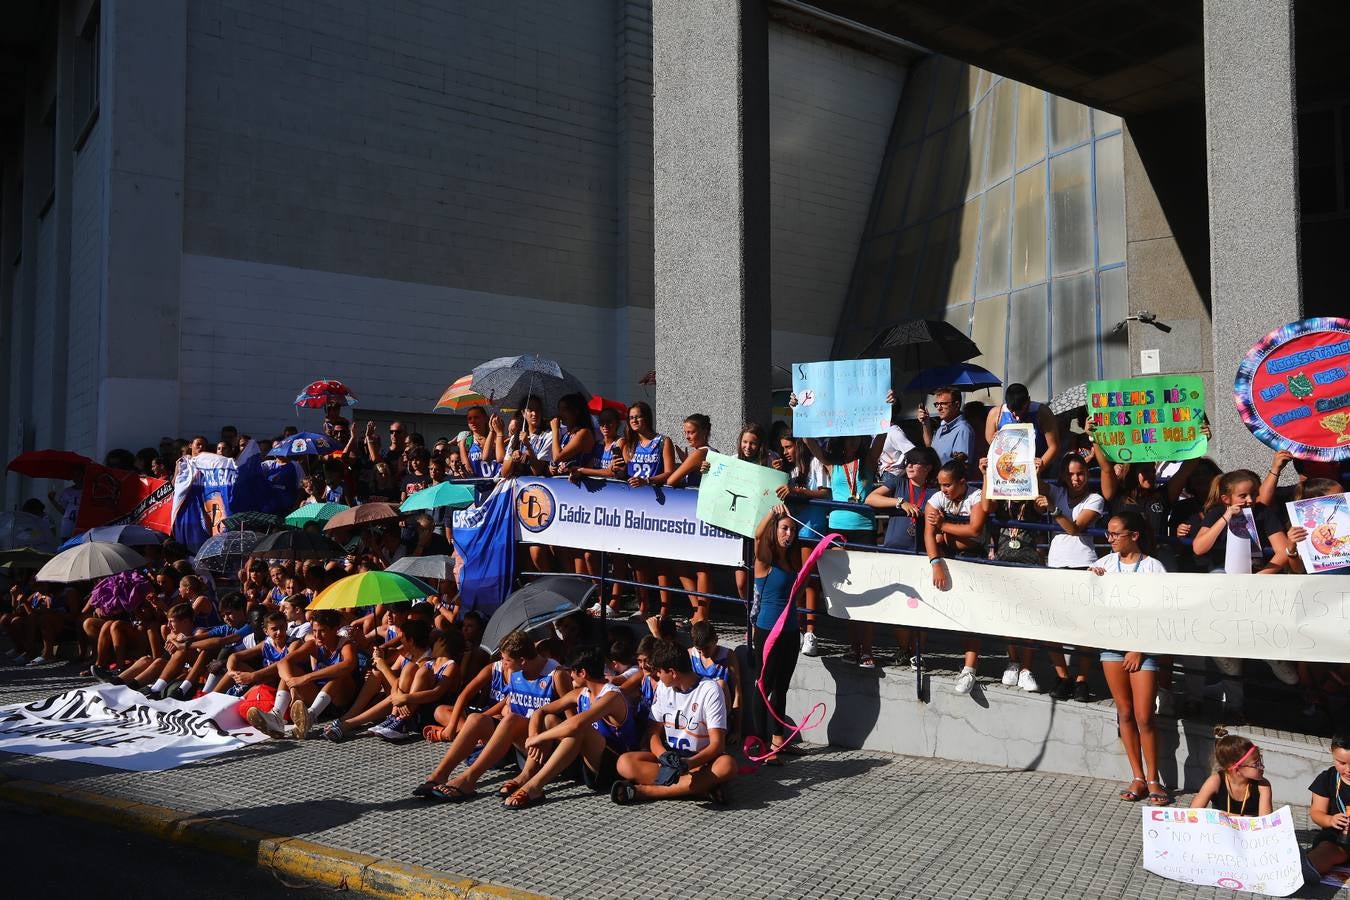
[586,396,628,416]
[0,547,54,570]
[221,511,285,533]
[386,554,455,582]
[6,449,94,481]
[905,362,1002,392]
[251,529,345,561]
[295,379,357,409]
[72,524,168,547]
[859,319,981,372]
[310,570,436,610]
[36,542,146,583]
[1049,383,1089,416]
[480,575,597,653]
[284,502,351,528]
[400,483,474,514]
[434,373,487,412]
[471,354,590,411]
[0,511,58,552]
[267,432,341,458]
[196,530,264,575]
[323,502,402,532]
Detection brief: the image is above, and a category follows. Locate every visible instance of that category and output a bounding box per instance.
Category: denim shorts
[1099,650,1160,671]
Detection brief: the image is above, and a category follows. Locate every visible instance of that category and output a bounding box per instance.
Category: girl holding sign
[1190,727,1272,817]
[1089,511,1169,806]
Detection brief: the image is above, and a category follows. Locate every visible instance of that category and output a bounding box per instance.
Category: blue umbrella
[267,431,341,458]
[905,363,1002,392]
[68,524,169,549]
[470,354,589,410]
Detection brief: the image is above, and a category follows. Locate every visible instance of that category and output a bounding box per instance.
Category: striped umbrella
[435,373,486,411]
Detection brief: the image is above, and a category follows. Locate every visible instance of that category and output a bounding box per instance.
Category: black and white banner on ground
[0,685,265,771]
[817,549,1350,663]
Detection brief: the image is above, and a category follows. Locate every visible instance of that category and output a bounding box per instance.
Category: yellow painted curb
[0,776,547,899]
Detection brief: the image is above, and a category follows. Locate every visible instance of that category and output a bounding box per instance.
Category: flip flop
[502,788,546,810]
[429,783,476,803]
[496,778,524,797]
[412,780,441,799]
[609,779,638,806]
[1146,781,1171,807]
[421,725,446,743]
[1119,777,1147,802]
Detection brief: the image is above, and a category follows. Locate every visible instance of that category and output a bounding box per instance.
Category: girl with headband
[1190,726,1272,817]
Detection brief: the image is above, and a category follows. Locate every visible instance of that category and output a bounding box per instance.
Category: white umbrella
[0,511,57,552]
[386,554,455,582]
[36,542,147,583]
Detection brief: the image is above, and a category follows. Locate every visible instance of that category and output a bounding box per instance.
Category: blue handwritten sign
[790,359,892,438]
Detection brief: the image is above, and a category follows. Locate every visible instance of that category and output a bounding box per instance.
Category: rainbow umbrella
[434,373,485,411]
[309,570,436,610]
[284,502,351,528]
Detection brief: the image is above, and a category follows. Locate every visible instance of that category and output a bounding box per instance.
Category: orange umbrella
[435,374,486,411]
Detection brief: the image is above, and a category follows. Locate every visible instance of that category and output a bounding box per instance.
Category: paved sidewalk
[0,661,1335,900]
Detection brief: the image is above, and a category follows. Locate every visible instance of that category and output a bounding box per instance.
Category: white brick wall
[65,125,104,457]
[183,0,623,309]
[177,253,653,437]
[768,23,904,351]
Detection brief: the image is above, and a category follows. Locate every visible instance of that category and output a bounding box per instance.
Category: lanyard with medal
[844,460,860,503]
[905,480,921,536]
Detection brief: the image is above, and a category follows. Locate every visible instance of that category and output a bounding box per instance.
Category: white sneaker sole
[290,700,310,740]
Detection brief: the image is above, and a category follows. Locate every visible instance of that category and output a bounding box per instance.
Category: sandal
[421,725,447,743]
[496,778,524,798]
[609,779,638,805]
[412,780,441,799]
[429,783,476,803]
[1119,777,1147,802]
[502,788,546,809]
[1146,780,1171,807]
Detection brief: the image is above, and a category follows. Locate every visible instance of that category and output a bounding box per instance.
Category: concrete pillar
[94,0,186,455]
[651,0,771,450]
[1203,0,1302,471]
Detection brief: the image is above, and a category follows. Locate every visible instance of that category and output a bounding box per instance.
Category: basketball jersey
[193,597,223,630]
[597,439,621,471]
[313,635,348,670]
[468,438,500,478]
[629,435,666,480]
[507,659,559,717]
[261,638,289,667]
[577,682,639,752]
[996,402,1048,457]
[488,660,508,703]
[690,646,733,688]
[424,658,453,682]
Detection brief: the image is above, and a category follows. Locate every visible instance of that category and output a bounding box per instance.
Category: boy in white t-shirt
[611,639,737,804]
[924,459,988,695]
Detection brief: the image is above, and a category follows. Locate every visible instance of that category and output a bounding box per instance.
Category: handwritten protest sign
[1287,494,1350,573]
[1235,316,1350,461]
[1141,806,1302,897]
[1087,375,1208,463]
[695,451,788,539]
[817,549,1350,663]
[790,359,891,438]
[985,423,1037,500]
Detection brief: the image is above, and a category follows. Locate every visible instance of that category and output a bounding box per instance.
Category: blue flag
[232,456,300,516]
[171,453,238,551]
[452,483,515,618]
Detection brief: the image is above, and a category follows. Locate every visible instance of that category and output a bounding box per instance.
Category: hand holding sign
[1086,375,1208,463]
[790,359,892,438]
[696,452,788,538]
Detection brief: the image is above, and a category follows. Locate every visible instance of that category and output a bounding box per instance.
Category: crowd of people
[1,379,1349,860]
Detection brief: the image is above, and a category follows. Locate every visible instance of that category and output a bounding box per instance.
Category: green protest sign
[695,451,788,539]
[1086,375,1208,463]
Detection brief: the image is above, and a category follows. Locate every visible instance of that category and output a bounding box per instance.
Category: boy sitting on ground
[114,603,198,695]
[612,638,737,804]
[248,609,356,739]
[322,619,455,742]
[209,611,294,694]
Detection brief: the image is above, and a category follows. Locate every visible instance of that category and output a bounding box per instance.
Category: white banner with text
[817,549,1350,663]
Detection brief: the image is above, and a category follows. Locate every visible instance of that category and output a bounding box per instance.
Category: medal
[844,460,860,502]
[1008,538,1022,550]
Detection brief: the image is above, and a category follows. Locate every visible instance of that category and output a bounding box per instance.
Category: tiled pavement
[0,660,1336,900]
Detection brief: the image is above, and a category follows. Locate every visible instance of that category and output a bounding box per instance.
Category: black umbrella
[858,319,981,372]
[481,575,597,653]
[196,530,264,575]
[250,529,345,562]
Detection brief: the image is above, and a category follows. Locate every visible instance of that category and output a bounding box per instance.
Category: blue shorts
[1099,650,1160,672]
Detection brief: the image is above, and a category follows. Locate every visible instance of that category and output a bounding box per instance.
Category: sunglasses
[1104,531,1137,539]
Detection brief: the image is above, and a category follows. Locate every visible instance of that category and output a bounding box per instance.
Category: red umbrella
[587,396,628,415]
[295,380,357,409]
[7,450,94,481]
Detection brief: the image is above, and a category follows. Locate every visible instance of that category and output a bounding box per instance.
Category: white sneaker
[954,667,976,694]
[1155,688,1175,716]
[1017,669,1039,692]
[1001,663,1020,686]
[26,656,47,666]
[1265,659,1299,686]
[800,632,819,657]
[247,707,286,739]
[909,656,919,671]
[290,699,310,740]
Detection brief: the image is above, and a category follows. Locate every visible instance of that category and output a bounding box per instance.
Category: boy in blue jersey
[421,630,568,802]
[612,639,737,804]
[503,646,639,808]
[210,612,294,694]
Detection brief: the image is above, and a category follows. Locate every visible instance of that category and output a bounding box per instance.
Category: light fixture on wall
[1111,311,1172,334]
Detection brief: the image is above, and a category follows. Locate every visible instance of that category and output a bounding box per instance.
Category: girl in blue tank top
[754,503,806,754]
[461,406,501,478]
[622,402,674,486]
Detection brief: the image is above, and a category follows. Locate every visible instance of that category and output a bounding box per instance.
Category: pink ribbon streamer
[741,533,844,769]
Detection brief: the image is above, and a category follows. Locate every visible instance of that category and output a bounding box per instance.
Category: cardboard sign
[1234,317,1350,461]
[1087,375,1208,462]
[1141,806,1302,897]
[790,359,891,438]
[1287,494,1350,573]
[985,423,1038,500]
[695,451,788,539]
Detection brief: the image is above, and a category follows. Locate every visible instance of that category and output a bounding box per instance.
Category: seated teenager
[117,603,198,694]
[611,638,737,804]
[323,619,455,742]
[418,630,567,802]
[504,645,639,808]
[210,611,294,694]
[344,602,412,719]
[152,592,254,699]
[247,609,356,739]
[688,621,742,733]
